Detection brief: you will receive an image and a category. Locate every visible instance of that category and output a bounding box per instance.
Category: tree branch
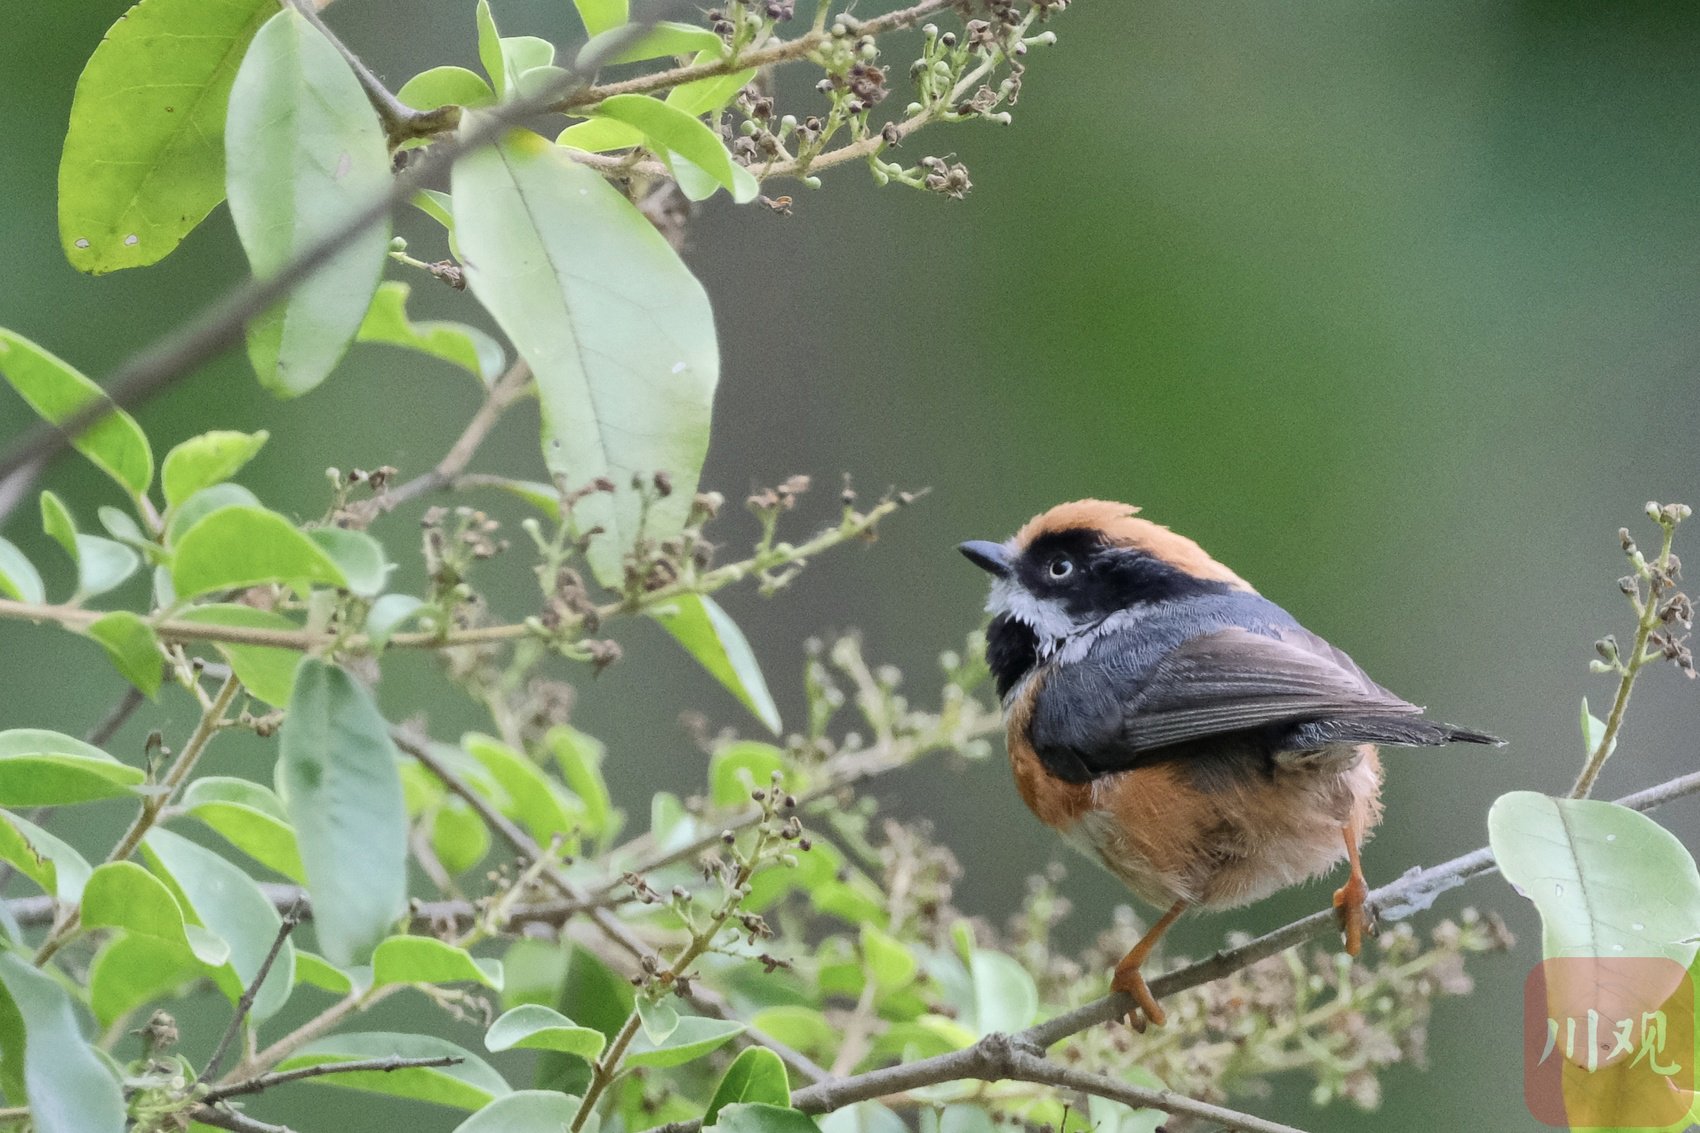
[198,900,305,1086]
[202,1054,463,1103]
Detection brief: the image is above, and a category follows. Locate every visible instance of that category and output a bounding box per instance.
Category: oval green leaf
[485,1004,608,1058]
[655,597,781,734]
[372,936,503,991]
[87,611,163,697]
[142,826,294,1020]
[398,65,496,111]
[0,811,89,903]
[713,1105,821,1133]
[366,593,428,650]
[463,733,584,847]
[179,775,307,882]
[548,726,618,846]
[452,125,718,587]
[592,94,757,202]
[278,1032,508,1109]
[968,949,1038,1036]
[0,952,125,1133]
[453,1090,582,1133]
[576,22,726,68]
[170,505,347,597]
[279,659,408,965]
[58,0,273,273]
[623,1015,745,1069]
[705,1049,791,1126]
[161,430,269,508]
[0,330,152,495]
[357,281,506,384]
[574,0,629,36]
[87,933,201,1030]
[294,950,354,995]
[307,527,390,598]
[0,730,144,806]
[81,861,229,966]
[225,7,392,396]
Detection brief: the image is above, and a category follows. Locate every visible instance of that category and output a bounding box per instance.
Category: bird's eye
[1047,557,1073,579]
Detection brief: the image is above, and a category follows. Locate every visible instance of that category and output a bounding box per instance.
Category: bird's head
[959,499,1255,647]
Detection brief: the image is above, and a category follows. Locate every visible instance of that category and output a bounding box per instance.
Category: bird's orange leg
[1332,823,1370,957]
[1111,899,1187,1030]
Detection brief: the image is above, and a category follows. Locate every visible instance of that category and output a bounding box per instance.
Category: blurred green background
[3,1,1699,1130]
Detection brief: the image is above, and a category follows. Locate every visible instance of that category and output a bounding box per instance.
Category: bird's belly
[1038,743,1384,911]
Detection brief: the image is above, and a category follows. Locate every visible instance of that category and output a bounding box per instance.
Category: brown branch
[198,899,306,1086]
[190,1106,294,1133]
[202,1054,463,1103]
[288,0,460,145]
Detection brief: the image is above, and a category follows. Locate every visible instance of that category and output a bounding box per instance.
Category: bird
[958,499,1500,1028]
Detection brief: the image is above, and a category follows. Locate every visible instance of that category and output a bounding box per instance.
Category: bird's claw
[1110,965,1166,1030]
[1333,873,1371,957]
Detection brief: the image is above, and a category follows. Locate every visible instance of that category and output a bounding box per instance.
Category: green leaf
[161,431,269,508]
[475,0,507,98]
[225,8,391,396]
[279,659,408,965]
[485,1004,608,1058]
[624,1015,745,1068]
[170,505,347,597]
[861,924,917,994]
[58,0,273,273]
[558,943,635,1040]
[174,603,303,707]
[0,730,144,805]
[81,861,228,966]
[452,125,718,587]
[358,281,506,385]
[463,733,583,847]
[1089,1089,1167,1133]
[398,65,496,111]
[87,611,163,697]
[548,726,619,846]
[432,797,491,874]
[278,1032,508,1109]
[164,483,261,546]
[637,994,680,1044]
[179,776,307,882]
[38,491,77,558]
[656,596,781,732]
[749,1007,836,1063]
[705,1050,791,1125]
[1580,696,1615,760]
[1490,793,1700,1019]
[142,827,294,1020]
[501,35,555,84]
[712,1106,821,1133]
[307,527,390,598]
[556,118,646,154]
[592,94,758,202]
[294,950,353,995]
[49,516,142,601]
[372,936,503,990]
[0,811,91,903]
[0,538,45,605]
[665,54,756,116]
[413,189,456,230]
[574,0,629,36]
[576,22,726,68]
[0,330,152,495]
[968,950,1038,1036]
[453,1090,583,1133]
[366,593,428,650]
[709,742,792,809]
[819,1103,905,1133]
[0,951,125,1133]
[87,933,201,1029]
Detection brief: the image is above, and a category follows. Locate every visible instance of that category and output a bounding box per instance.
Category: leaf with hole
[58,0,273,273]
[225,8,391,395]
[485,1004,607,1058]
[0,730,144,806]
[278,659,408,965]
[0,329,152,495]
[358,281,506,385]
[452,125,718,587]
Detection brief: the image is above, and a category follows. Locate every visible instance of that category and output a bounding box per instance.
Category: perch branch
[201,1054,464,1103]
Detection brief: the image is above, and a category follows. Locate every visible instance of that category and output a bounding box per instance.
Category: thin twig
[198,900,306,1086]
[230,986,401,1083]
[289,0,459,144]
[203,1054,464,1103]
[191,1106,294,1133]
[1000,1048,1310,1133]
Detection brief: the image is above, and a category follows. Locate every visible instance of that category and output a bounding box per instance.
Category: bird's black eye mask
[1018,528,1233,618]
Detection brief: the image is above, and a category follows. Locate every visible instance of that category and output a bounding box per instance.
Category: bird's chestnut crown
[959,499,1254,648]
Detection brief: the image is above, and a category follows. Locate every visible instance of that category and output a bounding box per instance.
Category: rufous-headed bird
[959,500,1499,1027]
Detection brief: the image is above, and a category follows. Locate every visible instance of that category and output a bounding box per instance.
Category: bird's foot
[1333,872,1371,957]
[1110,961,1167,1031]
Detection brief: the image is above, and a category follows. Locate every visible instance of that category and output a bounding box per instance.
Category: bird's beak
[958,540,1013,578]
